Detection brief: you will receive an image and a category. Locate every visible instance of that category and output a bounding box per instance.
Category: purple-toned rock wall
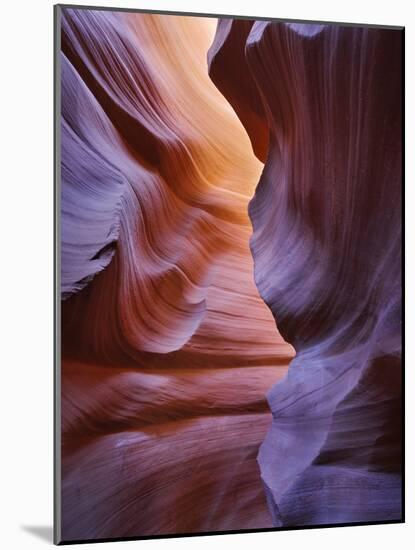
[209,20,402,526]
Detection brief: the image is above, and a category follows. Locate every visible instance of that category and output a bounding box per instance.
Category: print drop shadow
[21,525,53,543]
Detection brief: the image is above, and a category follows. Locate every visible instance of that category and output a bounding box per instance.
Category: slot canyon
[59,8,402,541]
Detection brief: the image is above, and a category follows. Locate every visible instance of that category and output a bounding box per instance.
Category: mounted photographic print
[54,3,404,545]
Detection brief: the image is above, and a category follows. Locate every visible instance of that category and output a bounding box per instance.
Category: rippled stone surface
[59,8,294,541]
[209,20,402,526]
[59,6,402,541]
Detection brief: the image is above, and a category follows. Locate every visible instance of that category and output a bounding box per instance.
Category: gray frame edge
[55,2,404,30]
[54,4,62,546]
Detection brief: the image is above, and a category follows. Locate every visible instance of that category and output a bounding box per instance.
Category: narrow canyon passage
[59,9,401,540]
[60,11,294,540]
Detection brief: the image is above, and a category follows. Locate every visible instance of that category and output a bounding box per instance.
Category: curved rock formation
[59,7,402,540]
[59,8,294,541]
[209,20,402,526]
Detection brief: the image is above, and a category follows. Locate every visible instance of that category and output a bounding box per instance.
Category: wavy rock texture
[209,20,402,526]
[59,8,294,541]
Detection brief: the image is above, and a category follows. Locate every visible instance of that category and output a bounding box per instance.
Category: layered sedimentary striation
[209,20,402,525]
[60,9,294,540]
[60,7,402,539]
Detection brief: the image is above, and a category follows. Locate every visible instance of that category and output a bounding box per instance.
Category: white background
[0,0,412,548]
